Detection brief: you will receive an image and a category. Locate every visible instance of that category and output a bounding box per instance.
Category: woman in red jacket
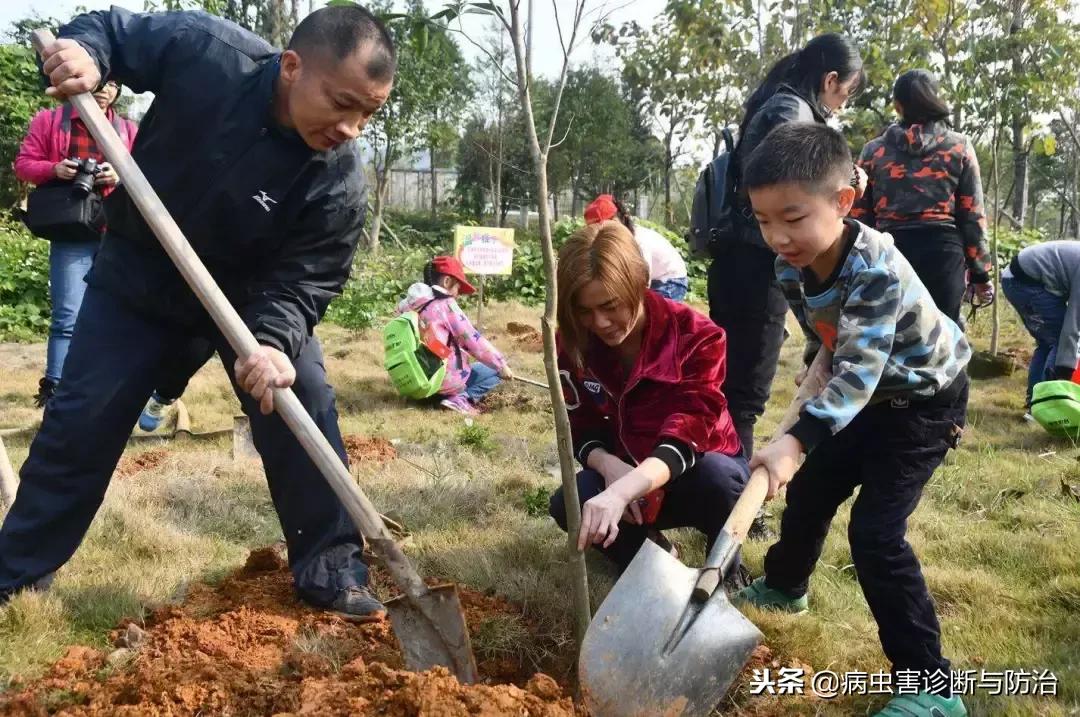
[549,221,749,577]
[14,81,137,406]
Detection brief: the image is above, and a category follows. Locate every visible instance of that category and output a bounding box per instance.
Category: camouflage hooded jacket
[778,220,972,453]
[851,121,992,284]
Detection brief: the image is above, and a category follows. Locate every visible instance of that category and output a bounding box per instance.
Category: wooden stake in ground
[0,435,18,512]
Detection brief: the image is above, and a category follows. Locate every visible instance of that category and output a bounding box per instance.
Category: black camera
[70,157,101,196]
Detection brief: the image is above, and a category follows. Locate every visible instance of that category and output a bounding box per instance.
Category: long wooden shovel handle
[29,30,427,599]
[692,347,832,599]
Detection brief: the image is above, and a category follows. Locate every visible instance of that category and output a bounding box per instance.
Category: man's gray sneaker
[330,585,387,622]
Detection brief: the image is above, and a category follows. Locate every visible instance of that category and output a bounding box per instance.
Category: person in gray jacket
[1002,241,1080,409]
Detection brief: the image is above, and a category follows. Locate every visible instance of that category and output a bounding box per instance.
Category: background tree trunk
[430,138,439,217]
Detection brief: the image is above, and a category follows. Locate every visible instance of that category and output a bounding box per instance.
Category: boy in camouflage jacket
[734,122,971,717]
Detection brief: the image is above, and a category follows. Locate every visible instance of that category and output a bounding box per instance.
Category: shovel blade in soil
[385,582,479,684]
[579,540,763,717]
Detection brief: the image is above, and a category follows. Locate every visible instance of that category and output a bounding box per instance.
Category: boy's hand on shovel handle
[235,346,296,415]
[749,434,803,500]
[40,39,101,99]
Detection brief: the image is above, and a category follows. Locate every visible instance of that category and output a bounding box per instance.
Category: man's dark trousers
[0,286,367,606]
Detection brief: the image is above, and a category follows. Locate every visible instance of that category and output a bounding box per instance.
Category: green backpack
[1030,380,1080,438]
[384,297,457,399]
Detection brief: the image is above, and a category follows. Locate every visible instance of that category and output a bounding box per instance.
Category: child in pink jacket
[396,256,513,416]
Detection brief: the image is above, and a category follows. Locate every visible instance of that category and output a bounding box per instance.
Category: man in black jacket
[0,5,394,618]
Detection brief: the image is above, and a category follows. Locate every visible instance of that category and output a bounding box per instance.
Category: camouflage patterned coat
[851,121,992,284]
[778,220,972,452]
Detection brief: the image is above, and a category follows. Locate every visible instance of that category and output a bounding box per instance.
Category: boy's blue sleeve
[788,266,901,452]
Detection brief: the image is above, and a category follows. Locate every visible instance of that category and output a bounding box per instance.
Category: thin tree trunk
[663,127,674,226]
[506,0,591,644]
[370,183,385,253]
[494,127,504,227]
[370,144,393,254]
[991,118,1002,355]
[1058,196,1067,239]
[1009,4,1028,226]
[1029,188,1038,231]
[1073,150,1080,238]
[430,139,438,217]
[486,136,497,224]
[494,88,505,228]
[1011,115,1029,225]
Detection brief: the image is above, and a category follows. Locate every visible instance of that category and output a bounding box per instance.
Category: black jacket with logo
[58,7,367,357]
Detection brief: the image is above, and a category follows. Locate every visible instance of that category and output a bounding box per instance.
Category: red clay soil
[114,448,171,479]
[506,322,543,353]
[341,435,397,464]
[0,547,575,716]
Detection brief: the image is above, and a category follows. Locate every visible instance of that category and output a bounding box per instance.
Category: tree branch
[552,0,567,57]
[542,0,586,154]
[1058,109,1080,150]
[549,113,576,150]
[449,23,519,88]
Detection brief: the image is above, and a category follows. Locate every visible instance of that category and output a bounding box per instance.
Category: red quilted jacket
[558,290,741,469]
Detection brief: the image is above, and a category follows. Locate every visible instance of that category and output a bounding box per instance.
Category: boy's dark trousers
[763,377,967,683]
[549,452,750,570]
[707,242,789,457]
[0,286,368,607]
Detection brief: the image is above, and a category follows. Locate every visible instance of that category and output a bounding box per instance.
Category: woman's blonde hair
[557,220,649,368]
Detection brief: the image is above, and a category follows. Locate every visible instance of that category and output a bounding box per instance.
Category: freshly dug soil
[114,448,171,479]
[506,322,543,353]
[341,434,397,464]
[0,547,575,716]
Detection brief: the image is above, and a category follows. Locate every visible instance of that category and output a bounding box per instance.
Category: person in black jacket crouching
[0,5,394,620]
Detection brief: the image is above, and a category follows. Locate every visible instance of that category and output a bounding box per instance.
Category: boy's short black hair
[287,4,396,82]
[743,122,852,196]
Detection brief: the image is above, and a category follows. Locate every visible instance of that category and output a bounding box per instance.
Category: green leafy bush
[522,485,551,518]
[325,246,430,330]
[0,219,50,341]
[992,227,1044,268]
[456,422,495,454]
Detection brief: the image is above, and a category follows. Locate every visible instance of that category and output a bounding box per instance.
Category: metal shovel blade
[579,540,763,717]
[385,582,479,684]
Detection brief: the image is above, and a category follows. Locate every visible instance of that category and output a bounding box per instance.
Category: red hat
[584,194,618,225]
[432,255,476,295]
